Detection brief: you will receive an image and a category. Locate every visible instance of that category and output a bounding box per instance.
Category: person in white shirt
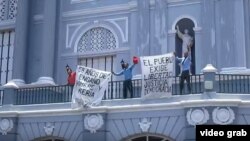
[174,48,192,94]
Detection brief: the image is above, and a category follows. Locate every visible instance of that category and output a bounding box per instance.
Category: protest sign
[71,65,111,108]
[140,53,174,98]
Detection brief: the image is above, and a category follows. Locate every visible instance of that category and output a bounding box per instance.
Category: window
[125,134,174,141]
[77,27,117,72]
[0,30,14,85]
[0,0,18,21]
[78,56,114,72]
[77,27,116,53]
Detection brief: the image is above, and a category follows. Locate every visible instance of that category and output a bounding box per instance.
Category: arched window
[77,27,117,72]
[0,0,18,21]
[77,27,116,53]
[32,137,65,141]
[124,134,174,141]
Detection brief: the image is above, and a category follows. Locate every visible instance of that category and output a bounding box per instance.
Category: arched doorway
[175,18,195,75]
[123,133,175,141]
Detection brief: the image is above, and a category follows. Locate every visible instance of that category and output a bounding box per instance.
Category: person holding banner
[112,59,137,98]
[174,48,192,94]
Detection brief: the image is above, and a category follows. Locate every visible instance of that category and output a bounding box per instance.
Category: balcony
[0,71,250,106]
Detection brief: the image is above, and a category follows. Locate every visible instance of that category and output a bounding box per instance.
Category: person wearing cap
[112,60,137,98]
[66,65,76,86]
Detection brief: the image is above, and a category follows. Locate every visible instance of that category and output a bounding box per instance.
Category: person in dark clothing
[112,60,136,98]
[174,48,192,94]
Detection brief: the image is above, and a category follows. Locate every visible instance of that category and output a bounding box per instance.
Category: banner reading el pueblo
[140,53,174,98]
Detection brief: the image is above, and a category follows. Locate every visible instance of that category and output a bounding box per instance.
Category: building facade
[0,0,250,141]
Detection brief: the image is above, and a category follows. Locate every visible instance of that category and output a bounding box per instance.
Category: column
[244,0,250,68]
[5,0,29,88]
[37,0,57,85]
[167,30,176,76]
[234,0,246,67]
[201,0,217,70]
[137,0,150,56]
[154,0,168,55]
[194,27,202,73]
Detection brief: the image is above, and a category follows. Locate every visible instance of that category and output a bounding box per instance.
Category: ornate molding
[105,17,128,43]
[171,15,199,31]
[0,118,13,135]
[71,0,94,4]
[44,122,55,136]
[0,19,16,30]
[62,2,137,18]
[187,108,209,126]
[66,22,88,48]
[212,107,235,125]
[84,114,104,133]
[138,118,151,132]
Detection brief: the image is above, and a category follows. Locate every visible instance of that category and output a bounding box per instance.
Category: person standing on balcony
[66,64,76,86]
[174,47,192,94]
[112,59,137,98]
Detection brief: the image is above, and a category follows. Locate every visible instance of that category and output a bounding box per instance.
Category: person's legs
[127,80,133,98]
[180,73,185,95]
[123,81,127,99]
[185,73,191,93]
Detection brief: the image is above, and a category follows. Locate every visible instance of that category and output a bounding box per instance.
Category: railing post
[2,87,16,105]
[202,64,217,94]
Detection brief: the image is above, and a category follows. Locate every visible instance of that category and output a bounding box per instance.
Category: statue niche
[175,18,195,75]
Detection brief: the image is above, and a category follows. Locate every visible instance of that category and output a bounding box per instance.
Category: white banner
[71,65,111,108]
[140,53,174,98]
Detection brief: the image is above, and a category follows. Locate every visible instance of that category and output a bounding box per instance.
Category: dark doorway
[175,18,195,75]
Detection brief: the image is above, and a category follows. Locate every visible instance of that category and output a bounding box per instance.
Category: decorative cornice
[167,0,201,7]
[1,98,250,117]
[71,0,94,4]
[62,2,137,18]
[61,47,130,59]
[0,20,16,30]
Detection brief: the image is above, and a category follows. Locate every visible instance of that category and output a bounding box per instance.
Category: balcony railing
[10,74,204,105]
[15,85,73,105]
[104,74,204,99]
[3,73,250,105]
[217,74,250,93]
